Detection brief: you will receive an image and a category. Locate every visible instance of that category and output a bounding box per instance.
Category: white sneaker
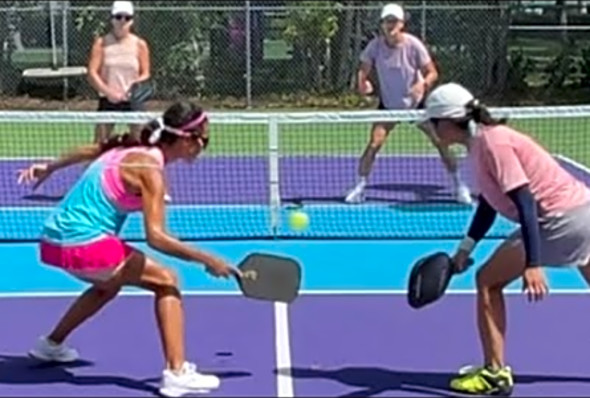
[28,336,79,363]
[344,183,366,204]
[456,184,473,205]
[159,362,221,397]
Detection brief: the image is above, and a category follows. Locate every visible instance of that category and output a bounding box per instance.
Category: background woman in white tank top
[87,1,151,142]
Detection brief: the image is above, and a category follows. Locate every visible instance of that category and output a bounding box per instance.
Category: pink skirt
[40,235,134,282]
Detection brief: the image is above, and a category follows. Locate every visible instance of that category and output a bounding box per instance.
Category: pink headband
[178,112,208,132]
[148,112,208,144]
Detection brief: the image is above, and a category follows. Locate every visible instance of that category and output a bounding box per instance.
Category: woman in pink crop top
[420,82,590,396]
[87,1,151,143]
[17,101,235,397]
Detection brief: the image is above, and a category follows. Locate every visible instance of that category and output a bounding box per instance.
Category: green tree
[282,1,339,92]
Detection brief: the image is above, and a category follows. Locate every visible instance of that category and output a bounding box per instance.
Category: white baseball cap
[380,3,405,21]
[423,82,476,120]
[111,1,134,16]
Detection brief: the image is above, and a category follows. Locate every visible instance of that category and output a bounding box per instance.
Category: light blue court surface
[3,205,590,397]
[2,238,590,295]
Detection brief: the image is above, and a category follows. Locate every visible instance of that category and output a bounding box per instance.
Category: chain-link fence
[0,0,589,109]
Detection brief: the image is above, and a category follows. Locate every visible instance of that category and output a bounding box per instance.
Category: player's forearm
[458,195,497,253]
[134,72,151,83]
[507,185,541,267]
[423,70,438,90]
[87,72,113,97]
[357,66,371,92]
[47,144,101,173]
[146,229,217,266]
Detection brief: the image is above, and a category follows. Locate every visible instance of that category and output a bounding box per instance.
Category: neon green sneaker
[450,365,514,396]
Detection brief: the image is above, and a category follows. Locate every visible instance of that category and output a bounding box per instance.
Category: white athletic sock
[450,171,462,187]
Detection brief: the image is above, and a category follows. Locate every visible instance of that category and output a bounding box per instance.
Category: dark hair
[99,101,206,154]
[454,99,507,131]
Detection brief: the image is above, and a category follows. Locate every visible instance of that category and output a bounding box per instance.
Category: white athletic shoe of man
[344,180,473,205]
[344,180,367,204]
[456,183,473,205]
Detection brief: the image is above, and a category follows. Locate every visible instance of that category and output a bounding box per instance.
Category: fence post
[49,1,58,67]
[420,0,426,41]
[62,1,69,100]
[245,0,252,108]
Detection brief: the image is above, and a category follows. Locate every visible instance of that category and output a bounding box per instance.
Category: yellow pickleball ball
[289,210,309,231]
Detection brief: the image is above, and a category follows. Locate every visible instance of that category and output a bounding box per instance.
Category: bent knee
[370,135,387,148]
[475,267,490,290]
[155,267,179,288]
[475,265,510,292]
[140,266,182,297]
[95,285,121,300]
[370,124,394,147]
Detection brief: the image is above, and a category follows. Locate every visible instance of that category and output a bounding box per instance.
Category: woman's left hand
[522,266,548,302]
[17,163,52,189]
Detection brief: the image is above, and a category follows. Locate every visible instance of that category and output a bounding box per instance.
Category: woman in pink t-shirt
[421,82,590,396]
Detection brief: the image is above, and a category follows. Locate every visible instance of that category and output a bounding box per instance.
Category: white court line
[274,302,294,398]
[555,153,590,175]
[0,288,587,298]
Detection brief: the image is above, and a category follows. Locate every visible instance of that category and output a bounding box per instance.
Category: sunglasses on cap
[112,14,133,21]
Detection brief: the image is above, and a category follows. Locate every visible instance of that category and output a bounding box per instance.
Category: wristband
[458,236,476,254]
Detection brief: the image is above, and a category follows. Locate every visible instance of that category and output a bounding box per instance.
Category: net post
[268,116,281,237]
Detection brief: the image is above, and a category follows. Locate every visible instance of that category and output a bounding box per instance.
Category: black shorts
[377,98,426,127]
[97,97,144,112]
[377,98,425,110]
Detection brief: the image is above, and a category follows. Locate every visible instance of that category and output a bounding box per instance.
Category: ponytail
[466,100,507,126]
[98,132,142,154]
[97,119,170,154]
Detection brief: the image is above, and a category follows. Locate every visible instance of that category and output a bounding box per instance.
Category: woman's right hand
[204,256,239,279]
[452,249,472,274]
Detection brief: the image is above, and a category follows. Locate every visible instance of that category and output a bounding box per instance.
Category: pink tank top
[99,33,140,97]
[100,146,165,211]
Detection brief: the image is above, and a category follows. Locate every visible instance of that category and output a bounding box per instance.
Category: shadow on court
[282,183,472,208]
[0,354,251,395]
[277,366,590,397]
[21,194,64,203]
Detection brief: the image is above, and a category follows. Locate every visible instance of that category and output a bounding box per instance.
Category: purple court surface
[3,155,589,206]
[2,154,590,396]
[2,294,590,396]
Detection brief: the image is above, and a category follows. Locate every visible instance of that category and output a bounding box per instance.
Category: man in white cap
[344,3,473,205]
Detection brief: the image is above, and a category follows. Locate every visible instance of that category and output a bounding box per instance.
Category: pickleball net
[1,105,590,242]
